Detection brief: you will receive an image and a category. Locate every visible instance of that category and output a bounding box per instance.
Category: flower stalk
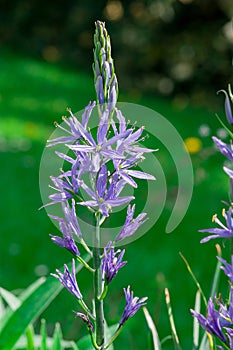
[45,20,152,349]
[93,214,105,348]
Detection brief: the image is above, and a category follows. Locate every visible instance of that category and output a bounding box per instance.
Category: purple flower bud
[102,243,127,284]
[212,136,233,161]
[74,312,94,333]
[217,256,233,283]
[51,259,82,300]
[217,89,233,125]
[119,286,147,326]
[115,205,147,241]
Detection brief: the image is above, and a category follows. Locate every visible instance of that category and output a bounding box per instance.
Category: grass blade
[192,290,201,350]
[164,288,182,350]
[40,319,47,350]
[143,307,162,350]
[179,252,207,307]
[52,323,63,350]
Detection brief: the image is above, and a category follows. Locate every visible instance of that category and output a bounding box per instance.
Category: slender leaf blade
[143,307,161,350]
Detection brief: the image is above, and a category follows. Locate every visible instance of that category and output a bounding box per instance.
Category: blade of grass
[143,307,162,350]
[192,290,201,350]
[209,244,222,299]
[52,323,63,350]
[25,324,35,350]
[164,288,182,350]
[179,252,207,307]
[40,319,47,350]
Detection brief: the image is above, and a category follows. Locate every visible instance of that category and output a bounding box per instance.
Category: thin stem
[104,325,123,349]
[93,214,105,349]
[76,255,95,273]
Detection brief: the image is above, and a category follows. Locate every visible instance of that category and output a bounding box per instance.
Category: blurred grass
[0,49,230,349]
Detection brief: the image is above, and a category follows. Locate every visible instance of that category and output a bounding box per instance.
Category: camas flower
[199,208,233,243]
[191,298,226,343]
[217,256,233,284]
[114,153,155,188]
[67,108,131,173]
[119,286,147,326]
[79,165,134,217]
[102,243,127,284]
[115,204,147,241]
[51,259,82,300]
[49,199,81,256]
[47,102,96,147]
[212,137,233,161]
[46,176,73,206]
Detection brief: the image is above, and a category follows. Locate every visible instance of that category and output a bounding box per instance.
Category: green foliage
[0,258,89,350]
[0,1,231,106]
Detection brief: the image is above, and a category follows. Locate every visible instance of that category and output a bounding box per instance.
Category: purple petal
[217,89,233,125]
[127,170,155,180]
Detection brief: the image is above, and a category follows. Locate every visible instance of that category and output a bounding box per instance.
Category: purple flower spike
[217,256,233,283]
[115,204,147,241]
[51,259,82,300]
[119,286,147,326]
[191,298,226,343]
[217,89,233,125]
[102,243,127,284]
[199,208,233,243]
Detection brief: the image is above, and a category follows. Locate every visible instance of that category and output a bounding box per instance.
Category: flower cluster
[192,87,233,349]
[44,21,156,349]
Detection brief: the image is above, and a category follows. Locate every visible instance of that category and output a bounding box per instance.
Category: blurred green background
[0,0,233,349]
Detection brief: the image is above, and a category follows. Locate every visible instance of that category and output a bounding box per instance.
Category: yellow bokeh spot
[104,1,124,21]
[184,137,202,154]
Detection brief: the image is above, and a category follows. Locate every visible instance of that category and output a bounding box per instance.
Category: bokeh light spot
[104,1,124,21]
[184,137,202,154]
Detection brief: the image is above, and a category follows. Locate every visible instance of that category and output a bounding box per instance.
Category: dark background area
[1,0,232,108]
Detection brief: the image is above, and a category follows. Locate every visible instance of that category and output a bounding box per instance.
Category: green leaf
[52,323,63,350]
[40,319,47,350]
[77,335,94,350]
[25,325,35,350]
[0,278,46,331]
[14,334,78,350]
[0,256,90,350]
[0,287,21,310]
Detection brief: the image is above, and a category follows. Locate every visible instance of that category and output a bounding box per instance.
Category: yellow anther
[212,214,217,222]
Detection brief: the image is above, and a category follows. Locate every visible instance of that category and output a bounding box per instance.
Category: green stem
[104,325,123,349]
[93,214,105,349]
[76,255,94,273]
[78,299,95,321]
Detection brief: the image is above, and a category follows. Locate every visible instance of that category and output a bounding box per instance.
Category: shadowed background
[0,0,233,349]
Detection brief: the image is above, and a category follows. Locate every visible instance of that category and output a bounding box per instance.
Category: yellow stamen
[212,214,217,222]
